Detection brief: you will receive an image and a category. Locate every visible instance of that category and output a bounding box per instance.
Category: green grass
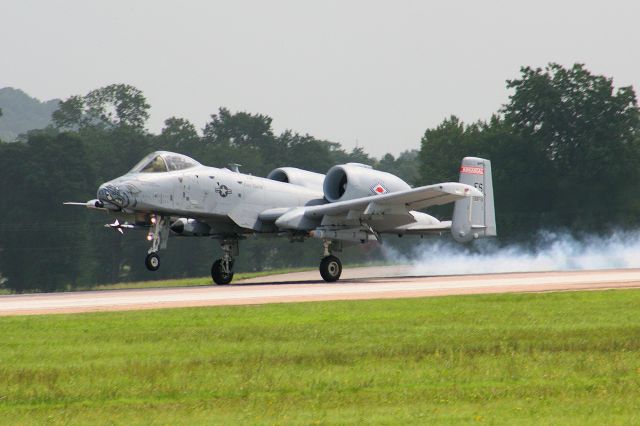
[1,290,640,424]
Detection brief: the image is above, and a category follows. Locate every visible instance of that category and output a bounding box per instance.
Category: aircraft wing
[307,182,479,217]
[263,182,482,230]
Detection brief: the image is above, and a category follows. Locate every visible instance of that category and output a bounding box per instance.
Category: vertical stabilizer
[451,157,496,243]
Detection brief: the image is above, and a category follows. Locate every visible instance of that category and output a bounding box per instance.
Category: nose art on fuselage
[97,182,134,208]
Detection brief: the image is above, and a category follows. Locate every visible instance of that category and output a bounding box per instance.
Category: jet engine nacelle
[170,218,211,236]
[266,167,325,191]
[323,163,411,202]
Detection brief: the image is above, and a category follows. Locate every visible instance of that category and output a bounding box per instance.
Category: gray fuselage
[98,165,325,233]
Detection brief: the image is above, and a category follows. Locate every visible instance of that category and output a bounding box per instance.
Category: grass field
[1,290,639,424]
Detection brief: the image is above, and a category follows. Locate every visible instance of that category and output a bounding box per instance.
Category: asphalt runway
[2,267,640,316]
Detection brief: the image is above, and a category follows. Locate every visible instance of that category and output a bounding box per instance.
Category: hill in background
[0,87,59,141]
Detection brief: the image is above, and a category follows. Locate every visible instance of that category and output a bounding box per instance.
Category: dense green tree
[84,84,150,129]
[0,133,96,291]
[417,63,640,238]
[199,108,278,175]
[203,107,273,148]
[51,95,85,130]
[159,117,199,149]
[419,116,471,184]
[273,131,345,173]
[470,117,556,238]
[53,84,150,130]
[333,146,375,167]
[504,64,639,169]
[377,150,420,185]
[503,63,640,228]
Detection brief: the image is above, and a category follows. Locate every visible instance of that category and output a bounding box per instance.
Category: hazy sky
[2,0,639,157]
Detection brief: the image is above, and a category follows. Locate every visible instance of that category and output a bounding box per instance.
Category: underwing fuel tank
[170,218,212,236]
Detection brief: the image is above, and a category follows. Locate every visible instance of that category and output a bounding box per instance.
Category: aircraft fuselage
[98,165,324,232]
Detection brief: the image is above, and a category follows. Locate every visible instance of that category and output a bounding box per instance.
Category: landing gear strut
[145,216,169,271]
[212,239,238,285]
[319,239,342,282]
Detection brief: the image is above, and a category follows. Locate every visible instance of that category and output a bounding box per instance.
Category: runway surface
[2,267,640,316]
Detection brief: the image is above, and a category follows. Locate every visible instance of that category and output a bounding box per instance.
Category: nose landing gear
[145,216,169,271]
[145,252,160,271]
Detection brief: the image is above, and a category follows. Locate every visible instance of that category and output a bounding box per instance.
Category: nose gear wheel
[145,252,160,271]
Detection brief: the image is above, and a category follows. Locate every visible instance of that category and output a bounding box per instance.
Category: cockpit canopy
[128,151,201,174]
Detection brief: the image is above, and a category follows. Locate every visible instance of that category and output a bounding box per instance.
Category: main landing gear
[211,239,238,285]
[140,221,344,285]
[145,216,169,271]
[319,239,342,282]
[145,252,160,271]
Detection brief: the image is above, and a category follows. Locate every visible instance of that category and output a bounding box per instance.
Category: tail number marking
[460,166,484,175]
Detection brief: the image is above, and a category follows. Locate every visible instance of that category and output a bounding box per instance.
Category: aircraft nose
[97,181,134,208]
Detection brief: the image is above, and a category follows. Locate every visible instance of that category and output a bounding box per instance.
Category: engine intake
[323,163,411,202]
[266,167,325,192]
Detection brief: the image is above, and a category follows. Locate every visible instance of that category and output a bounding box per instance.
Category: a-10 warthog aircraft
[66,152,496,284]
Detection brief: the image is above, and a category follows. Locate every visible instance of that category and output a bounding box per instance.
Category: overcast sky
[2,0,639,157]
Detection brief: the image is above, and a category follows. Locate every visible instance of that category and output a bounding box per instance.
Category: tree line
[419,64,640,239]
[0,63,638,292]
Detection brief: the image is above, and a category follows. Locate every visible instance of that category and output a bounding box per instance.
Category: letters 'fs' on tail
[451,157,497,243]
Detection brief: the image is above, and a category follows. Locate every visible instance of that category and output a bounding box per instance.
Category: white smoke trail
[381,231,640,276]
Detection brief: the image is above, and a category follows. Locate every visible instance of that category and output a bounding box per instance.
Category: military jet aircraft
[66,151,496,284]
